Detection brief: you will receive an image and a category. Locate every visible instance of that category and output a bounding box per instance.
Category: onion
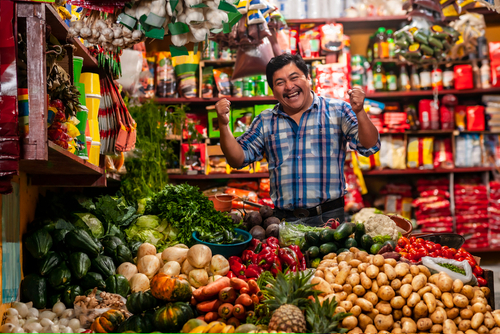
[68,319,81,331]
[12,302,28,318]
[6,308,19,317]
[26,308,39,319]
[59,319,69,327]
[61,309,75,319]
[40,319,53,328]
[1,323,15,333]
[39,311,56,320]
[52,301,66,317]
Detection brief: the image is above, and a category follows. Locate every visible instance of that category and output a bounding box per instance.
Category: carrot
[250,294,259,305]
[219,287,237,303]
[232,304,246,320]
[204,311,219,323]
[235,293,253,307]
[197,299,222,313]
[190,296,198,305]
[248,280,260,294]
[227,317,240,328]
[246,310,255,318]
[218,303,234,319]
[202,277,231,298]
[230,277,249,291]
[193,287,211,302]
[256,291,264,301]
[240,287,250,294]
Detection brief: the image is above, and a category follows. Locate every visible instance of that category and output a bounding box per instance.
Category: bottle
[477,36,489,60]
[481,59,491,89]
[443,65,454,89]
[367,35,374,63]
[411,66,420,90]
[472,59,482,89]
[431,66,443,91]
[386,63,398,91]
[420,66,431,90]
[351,55,365,87]
[387,29,396,59]
[376,27,388,59]
[399,64,411,91]
[373,62,386,91]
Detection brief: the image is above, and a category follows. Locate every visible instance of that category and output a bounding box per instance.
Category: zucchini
[307,246,320,258]
[361,234,374,251]
[428,36,444,50]
[304,232,320,246]
[370,243,384,255]
[68,252,91,279]
[61,285,82,308]
[80,272,106,291]
[21,274,47,309]
[91,255,116,279]
[39,251,63,276]
[25,229,53,259]
[319,242,337,256]
[113,244,134,265]
[105,274,130,298]
[354,223,365,244]
[333,223,355,241]
[47,263,72,291]
[65,230,102,258]
[344,238,358,249]
[320,229,334,243]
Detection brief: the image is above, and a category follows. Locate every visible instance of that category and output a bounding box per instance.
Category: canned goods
[243,77,255,97]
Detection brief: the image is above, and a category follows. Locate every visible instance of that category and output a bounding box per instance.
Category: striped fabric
[237,92,380,210]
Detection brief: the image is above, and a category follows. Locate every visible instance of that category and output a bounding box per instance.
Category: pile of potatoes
[311,247,498,334]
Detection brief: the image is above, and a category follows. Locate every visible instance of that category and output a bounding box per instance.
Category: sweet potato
[197,299,222,313]
[230,277,249,291]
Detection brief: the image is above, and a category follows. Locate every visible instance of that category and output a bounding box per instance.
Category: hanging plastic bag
[421,256,478,286]
[232,37,275,80]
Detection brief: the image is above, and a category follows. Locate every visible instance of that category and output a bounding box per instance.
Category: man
[215,54,380,226]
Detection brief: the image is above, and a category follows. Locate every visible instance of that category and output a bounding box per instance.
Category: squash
[188,269,209,288]
[181,319,207,333]
[21,274,47,309]
[126,290,158,315]
[80,272,106,291]
[105,274,130,298]
[130,273,150,293]
[91,309,125,333]
[39,251,63,276]
[65,230,102,258]
[160,261,181,276]
[187,244,212,269]
[117,262,138,281]
[61,285,82,308]
[102,236,124,257]
[150,273,192,302]
[25,229,53,259]
[52,229,70,252]
[68,252,91,279]
[91,255,117,279]
[153,302,194,333]
[117,313,155,333]
[113,244,134,265]
[137,255,161,278]
[181,259,196,275]
[47,263,72,291]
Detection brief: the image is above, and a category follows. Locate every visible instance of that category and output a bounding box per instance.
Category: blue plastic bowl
[192,228,252,258]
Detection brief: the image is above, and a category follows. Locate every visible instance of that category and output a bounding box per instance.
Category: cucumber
[319,242,337,256]
[320,229,334,243]
[344,238,358,249]
[370,243,384,255]
[308,246,320,258]
[333,223,355,241]
[355,223,365,244]
[305,232,320,246]
[337,248,349,254]
[361,234,374,251]
[384,240,396,250]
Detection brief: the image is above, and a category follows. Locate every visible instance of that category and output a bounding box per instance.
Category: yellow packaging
[351,151,367,195]
[380,136,406,169]
[171,51,200,98]
[356,151,380,171]
[65,122,80,139]
[407,137,434,169]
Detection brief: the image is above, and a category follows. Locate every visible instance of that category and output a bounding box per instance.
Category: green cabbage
[135,215,160,229]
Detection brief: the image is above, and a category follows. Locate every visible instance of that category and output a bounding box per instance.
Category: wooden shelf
[168,173,270,180]
[366,87,500,99]
[152,96,277,105]
[45,4,97,70]
[286,15,408,29]
[362,167,492,176]
[372,58,489,65]
[380,130,455,135]
[201,57,324,66]
[467,247,500,254]
[20,141,106,186]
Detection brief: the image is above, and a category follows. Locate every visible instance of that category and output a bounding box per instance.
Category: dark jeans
[274,207,345,227]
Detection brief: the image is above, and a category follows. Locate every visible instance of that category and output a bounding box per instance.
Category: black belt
[275,197,345,219]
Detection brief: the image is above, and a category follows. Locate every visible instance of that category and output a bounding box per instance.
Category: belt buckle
[293,208,309,218]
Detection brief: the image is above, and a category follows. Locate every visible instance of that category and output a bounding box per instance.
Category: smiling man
[215,54,380,226]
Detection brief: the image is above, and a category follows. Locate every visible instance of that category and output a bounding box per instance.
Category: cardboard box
[206,145,228,175]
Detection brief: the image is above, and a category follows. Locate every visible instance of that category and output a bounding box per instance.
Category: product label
[387,74,398,91]
[374,73,385,90]
[400,73,410,89]
[443,71,454,88]
[432,70,443,89]
[420,71,431,88]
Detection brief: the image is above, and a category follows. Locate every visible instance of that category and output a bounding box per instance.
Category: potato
[358,314,373,330]
[360,272,372,290]
[376,301,392,315]
[374,314,394,331]
[491,328,500,334]
[423,292,437,313]
[442,292,454,308]
[418,286,432,297]
[431,324,444,333]
[350,305,362,317]
[332,283,343,292]
[371,280,379,293]
[364,324,377,334]
[367,309,380,321]
[401,317,417,333]
[412,274,427,291]
[443,319,458,334]
[355,251,369,263]
[395,263,409,278]
[414,301,429,319]
[480,287,491,298]
[409,265,420,276]
[430,307,447,324]
[474,289,485,299]
[401,273,413,285]
[355,298,374,312]
[417,318,433,331]
[429,283,443,299]
[335,306,346,314]
[349,259,362,268]
[483,312,495,329]
[390,278,401,291]
[347,293,358,304]
[339,300,353,312]
[343,284,353,295]
[342,316,358,330]
[472,303,486,314]
[390,296,405,310]
[471,297,487,306]
[377,272,389,287]
[335,268,350,285]
[446,308,460,320]
[453,279,464,293]
[465,330,479,334]
[471,313,484,330]
[336,291,347,301]
[428,273,439,285]
[392,321,401,329]
[399,284,412,299]
[461,308,474,320]
[347,327,362,334]
[315,270,325,279]
[325,270,335,284]
[378,286,396,301]
[402,305,412,317]
[416,265,430,277]
[461,285,475,300]
[364,291,379,305]
[407,292,421,308]
[454,316,463,325]
[384,258,397,267]
[453,294,469,308]
[373,255,385,267]
[312,277,332,295]
[477,325,489,334]
[459,320,472,332]
[353,285,366,296]
[346,273,360,287]
[366,265,379,279]
[438,273,454,292]
[358,263,369,273]
[393,309,403,321]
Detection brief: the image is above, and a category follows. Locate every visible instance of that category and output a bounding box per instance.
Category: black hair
[266,53,309,90]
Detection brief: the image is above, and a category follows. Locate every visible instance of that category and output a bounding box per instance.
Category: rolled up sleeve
[236,115,265,167]
[341,102,381,157]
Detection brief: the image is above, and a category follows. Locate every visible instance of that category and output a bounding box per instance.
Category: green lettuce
[73,213,104,239]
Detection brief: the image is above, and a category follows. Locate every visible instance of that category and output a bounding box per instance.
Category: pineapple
[264,271,317,333]
[306,295,350,334]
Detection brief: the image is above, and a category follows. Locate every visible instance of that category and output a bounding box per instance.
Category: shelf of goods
[17,2,106,187]
[286,15,409,29]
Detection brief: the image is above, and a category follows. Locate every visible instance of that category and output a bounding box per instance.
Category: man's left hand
[347,86,365,114]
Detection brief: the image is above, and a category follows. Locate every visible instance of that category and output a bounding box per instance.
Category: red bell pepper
[278,247,299,272]
[229,256,243,266]
[266,237,280,249]
[227,271,236,279]
[242,250,257,266]
[270,257,282,277]
[247,239,262,253]
[245,264,263,278]
[257,247,276,270]
[231,261,246,277]
[289,245,306,271]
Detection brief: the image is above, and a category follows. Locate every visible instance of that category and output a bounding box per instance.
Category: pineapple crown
[306,295,351,334]
[263,270,318,311]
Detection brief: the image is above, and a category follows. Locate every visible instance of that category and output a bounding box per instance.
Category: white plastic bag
[421,256,478,286]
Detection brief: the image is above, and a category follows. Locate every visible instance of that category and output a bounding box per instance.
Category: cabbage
[73,213,104,239]
[135,215,160,229]
[125,224,163,246]
[137,198,149,215]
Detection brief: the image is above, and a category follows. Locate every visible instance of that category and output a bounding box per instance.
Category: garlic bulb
[171,33,189,46]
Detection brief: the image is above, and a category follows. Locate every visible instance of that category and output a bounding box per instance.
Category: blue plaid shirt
[237,92,380,210]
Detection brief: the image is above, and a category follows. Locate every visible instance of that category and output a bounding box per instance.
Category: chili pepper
[278,247,298,272]
[473,265,484,276]
[257,247,276,271]
[227,271,236,279]
[270,257,282,277]
[266,237,280,249]
[289,245,306,271]
[231,261,247,277]
[477,277,487,287]
[242,250,256,266]
[245,264,263,278]
[229,256,243,266]
[247,239,262,253]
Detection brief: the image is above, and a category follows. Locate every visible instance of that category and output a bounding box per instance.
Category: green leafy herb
[372,235,393,244]
[438,263,466,275]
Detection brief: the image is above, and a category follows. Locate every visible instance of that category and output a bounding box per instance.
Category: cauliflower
[351,207,383,224]
[363,214,399,242]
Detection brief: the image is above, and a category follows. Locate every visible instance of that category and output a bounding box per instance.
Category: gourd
[126,291,158,315]
[153,302,194,333]
[150,273,192,302]
[91,309,125,333]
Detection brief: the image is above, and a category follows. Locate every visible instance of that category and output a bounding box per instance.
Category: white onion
[12,302,29,318]
[52,302,66,317]
[12,326,25,333]
[68,319,81,332]
[6,308,19,317]
[1,323,15,333]
[23,320,42,333]
[5,316,20,326]
[39,311,56,321]
[26,308,38,319]
[61,309,75,320]
[39,319,53,328]
[58,319,69,327]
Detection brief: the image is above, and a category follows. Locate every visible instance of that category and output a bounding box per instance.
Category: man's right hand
[215,98,231,126]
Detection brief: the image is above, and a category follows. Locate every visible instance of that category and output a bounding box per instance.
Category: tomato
[473,265,484,276]
[395,246,403,253]
[423,243,434,252]
[448,248,457,256]
[405,244,411,252]
[409,236,417,243]
[433,244,442,251]
[442,249,454,259]
[457,247,468,255]
[398,237,410,248]
[456,256,465,262]
[466,257,476,268]
[442,245,449,250]
[477,277,487,287]
[415,238,424,245]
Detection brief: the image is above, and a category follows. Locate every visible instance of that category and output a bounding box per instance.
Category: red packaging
[466,106,485,131]
[299,24,321,58]
[180,143,206,174]
[418,99,439,130]
[183,113,208,140]
[454,65,474,90]
[491,60,500,87]
[489,42,500,61]
[439,105,454,130]
[289,27,299,55]
[433,138,454,169]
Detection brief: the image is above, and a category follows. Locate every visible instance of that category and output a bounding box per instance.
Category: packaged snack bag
[407,136,434,169]
[380,135,406,169]
[213,67,233,97]
[156,52,177,98]
[202,67,214,98]
[172,51,200,98]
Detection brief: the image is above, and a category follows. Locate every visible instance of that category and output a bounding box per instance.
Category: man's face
[272,62,312,113]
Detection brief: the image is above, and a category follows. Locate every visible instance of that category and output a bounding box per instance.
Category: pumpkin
[91,309,125,333]
[150,273,192,302]
[153,302,194,333]
[117,313,155,333]
[126,290,158,315]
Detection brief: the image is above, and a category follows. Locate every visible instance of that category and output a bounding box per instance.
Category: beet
[249,226,266,241]
[259,205,274,219]
[244,211,262,227]
[266,224,279,238]
[263,217,280,229]
[230,212,242,225]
